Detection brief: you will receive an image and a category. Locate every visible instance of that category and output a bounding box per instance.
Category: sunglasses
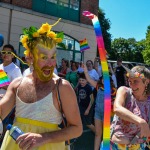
[1,51,12,55]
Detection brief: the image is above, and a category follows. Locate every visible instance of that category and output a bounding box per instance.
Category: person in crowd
[86,60,99,82]
[83,64,116,150]
[94,57,102,78]
[115,58,127,88]
[108,63,117,88]
[0,22,82,150]
[0,44,22,146]
[58,59,70,78]
[111,66,150,149]
[77,61,84,73]
[86,60,99,101]
[77,72,95,133]
[0,44,22,95]
[66,61,79,89]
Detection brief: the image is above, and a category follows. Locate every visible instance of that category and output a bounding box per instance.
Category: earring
[143,84,148,96]
[30,62,34,72]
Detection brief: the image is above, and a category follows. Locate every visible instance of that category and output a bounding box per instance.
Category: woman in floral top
[111,66,150,150]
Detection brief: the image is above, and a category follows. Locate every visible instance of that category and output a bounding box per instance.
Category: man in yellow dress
[0,20,82,150]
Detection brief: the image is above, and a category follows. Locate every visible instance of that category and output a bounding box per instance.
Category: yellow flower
[21,35,28,44]
[38,23,52,34]
[54,38,62,43]
[33,32,40,37]
[37,28,46,34]
[47,31,57,39]
[42,23,51,31]
[23,43,29,50]
[24,49,30,56]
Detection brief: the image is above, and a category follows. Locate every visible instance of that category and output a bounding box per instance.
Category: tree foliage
[98,8,112,56]
[142,26,150,65]
[111,38,145,62]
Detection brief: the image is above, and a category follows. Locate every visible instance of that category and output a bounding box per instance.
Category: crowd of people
[0,22,150,150]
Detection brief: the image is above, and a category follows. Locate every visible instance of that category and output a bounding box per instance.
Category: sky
[99,0,150,41]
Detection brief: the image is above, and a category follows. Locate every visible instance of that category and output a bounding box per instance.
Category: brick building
[0,0,99,65]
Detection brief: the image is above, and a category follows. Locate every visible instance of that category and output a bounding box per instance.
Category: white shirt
[23,68,31,77]
[88,69,99,81]
[0,62,22,94]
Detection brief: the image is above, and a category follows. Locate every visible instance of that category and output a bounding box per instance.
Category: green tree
[111,38,144,62]
[98,8,112,57]
[142,25,150,65]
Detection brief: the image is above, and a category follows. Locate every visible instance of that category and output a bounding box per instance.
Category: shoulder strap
[56,78,63,114]
[56,78,67,127]
[56,78,71,145]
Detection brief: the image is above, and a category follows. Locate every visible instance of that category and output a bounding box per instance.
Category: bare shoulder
[117,86,128,94]
[8,77,23,90]
[53,74,71,88]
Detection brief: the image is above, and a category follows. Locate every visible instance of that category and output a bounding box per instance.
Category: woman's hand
[139,119,150,138]
[16,132,43,150]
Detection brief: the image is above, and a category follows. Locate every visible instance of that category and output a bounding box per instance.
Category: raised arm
[83,64,97,88]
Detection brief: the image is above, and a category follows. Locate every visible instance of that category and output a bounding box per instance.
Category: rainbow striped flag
[79,38,90,52]
[0,70,10,87]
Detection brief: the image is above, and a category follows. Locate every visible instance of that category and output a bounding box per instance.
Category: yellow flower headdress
[20,18,66,57]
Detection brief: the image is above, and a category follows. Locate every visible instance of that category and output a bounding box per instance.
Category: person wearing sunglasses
[0,44,22,146]
[0,44,22,95]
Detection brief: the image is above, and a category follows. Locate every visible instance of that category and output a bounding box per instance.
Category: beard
[34,65,54,82]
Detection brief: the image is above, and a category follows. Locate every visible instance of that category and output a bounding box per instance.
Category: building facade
[0,0,99,65]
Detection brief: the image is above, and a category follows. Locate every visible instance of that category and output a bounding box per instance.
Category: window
[70,0,79,10]
[32,0,80,22]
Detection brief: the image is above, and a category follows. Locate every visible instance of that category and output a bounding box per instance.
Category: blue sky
[99,0,150,41]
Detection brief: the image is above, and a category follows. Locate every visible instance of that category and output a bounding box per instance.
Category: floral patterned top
[111,87,150,144]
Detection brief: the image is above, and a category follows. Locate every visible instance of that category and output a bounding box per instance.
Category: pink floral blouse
[111,87,150,143]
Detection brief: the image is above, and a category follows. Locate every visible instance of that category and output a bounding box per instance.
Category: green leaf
[57,43,66,50]
[56,32,64,39]
[22,28,29,35]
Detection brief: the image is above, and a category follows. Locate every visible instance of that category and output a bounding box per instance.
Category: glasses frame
[1,51,13,55]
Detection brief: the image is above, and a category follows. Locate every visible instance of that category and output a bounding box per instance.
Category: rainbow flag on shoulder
[0,70,10,87]
[79,38,90,52]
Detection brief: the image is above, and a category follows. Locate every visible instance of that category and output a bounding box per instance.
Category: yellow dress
[1,92,66,150]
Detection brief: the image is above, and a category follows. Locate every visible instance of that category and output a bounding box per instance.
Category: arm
[114,86,150,138]
[84,93,94,115]
[83,64,97,88]
[0,78,21,120]
[0,85,8,90]
[17,79,82,149]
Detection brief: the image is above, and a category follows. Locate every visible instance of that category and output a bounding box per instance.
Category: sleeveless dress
[1,90,66,150]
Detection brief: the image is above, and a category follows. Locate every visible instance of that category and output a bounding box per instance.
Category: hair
[86,60,93,66]
[3,44,15,53]
[131,66,150,95]
[62,59,69,67]
[117,58,122,62]
[28,36,56,55]
[97,75,115,89]
[78,72,86,79]
[71,61,78,69]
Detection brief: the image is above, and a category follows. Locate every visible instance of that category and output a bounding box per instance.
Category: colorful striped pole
[83,11,111,150]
